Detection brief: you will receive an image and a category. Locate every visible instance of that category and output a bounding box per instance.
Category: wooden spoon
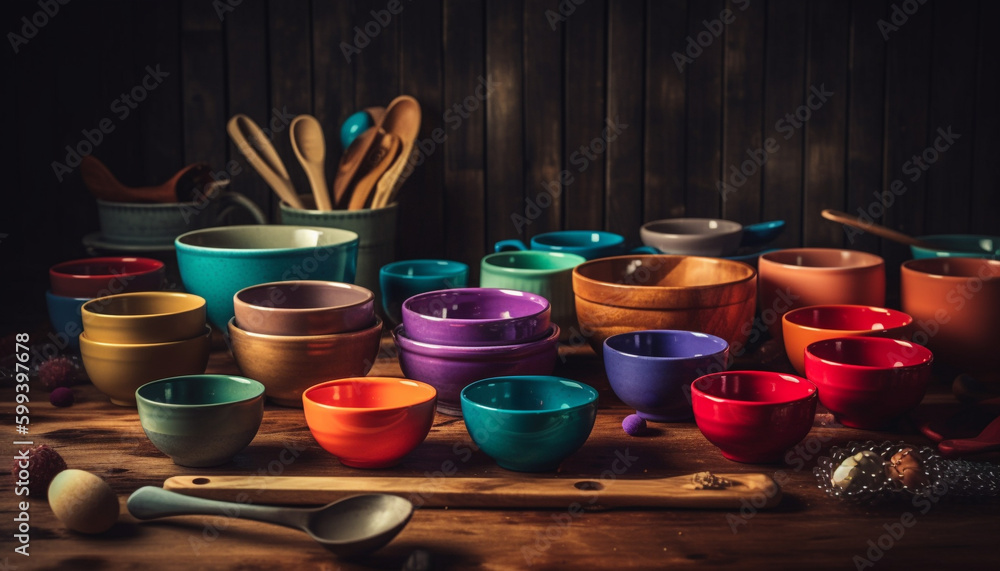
[333,126,378,209]
[81,156,213,203]
[348,133,401,210]
[227,114,304,209]
[938,415,1000,458]
[290,115,332,211]
[372,95,422,208]
[163,472,782,510]
[820,209,931,248]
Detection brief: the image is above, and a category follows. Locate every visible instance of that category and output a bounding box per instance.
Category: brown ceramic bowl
[572,255,756,353]
[228,316,383,407]
[81,292,207,344]
[757,249,885,340]
[79,325,212,406]
[233,281,374,335]
[901,258,1000,380]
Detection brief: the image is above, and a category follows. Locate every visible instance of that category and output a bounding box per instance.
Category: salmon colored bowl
[781,305,913,375]
[302,377,437,468]
[691,371,817,463]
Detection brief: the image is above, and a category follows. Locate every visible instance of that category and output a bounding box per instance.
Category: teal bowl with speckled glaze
[175,225,359,330]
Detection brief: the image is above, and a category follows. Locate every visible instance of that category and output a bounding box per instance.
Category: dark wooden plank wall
[3,0,998,330]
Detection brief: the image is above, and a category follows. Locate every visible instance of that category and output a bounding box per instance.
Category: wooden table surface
[2,332,998,571]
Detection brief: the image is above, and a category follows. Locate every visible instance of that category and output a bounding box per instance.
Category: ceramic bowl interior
[234,281,374,335]
[760,248,884,270]
[640,218,744,256]
[176,225,358,250]
[49,256,165,298]
[81,292,207,344]
[401,288,551,346]
[461,376,598,472]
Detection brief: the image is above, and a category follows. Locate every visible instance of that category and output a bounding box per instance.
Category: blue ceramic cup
[45,290,90,350]
[379,259,469,325]
[495,230,655,260]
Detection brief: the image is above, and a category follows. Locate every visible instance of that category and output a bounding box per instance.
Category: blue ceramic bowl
[910,235,999,259]
[604,330,730,422]
[135,374,265,467]
[460,375,598,472]
[495,230,627,260]
[378,259,469,325]
[175,225,359,329]
[45,290,90,350]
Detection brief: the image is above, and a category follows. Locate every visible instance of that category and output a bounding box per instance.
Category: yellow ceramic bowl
[228,317,383,407]
[82,292,207,344]
[80,326,212,406]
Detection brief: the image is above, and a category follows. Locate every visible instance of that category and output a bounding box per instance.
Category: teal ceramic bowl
[460,376,598,472]
[379,259,470,325]
[135,374,265,467]
[910,235,999,259]
[45,290,90,350]
[175,225,359,329]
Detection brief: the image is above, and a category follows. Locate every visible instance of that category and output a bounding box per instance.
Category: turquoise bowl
[175,225,359,329]
[379,259,470,325]
[135,374,265,467]
[909,235,999,259]
[460,376,598,472]
[45,290,90,350]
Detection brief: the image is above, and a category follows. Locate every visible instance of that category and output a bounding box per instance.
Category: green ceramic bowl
[175,225,359,329]
[135,374,265,467]
[460,375,598,472]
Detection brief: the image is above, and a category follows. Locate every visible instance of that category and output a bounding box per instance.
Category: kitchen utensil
[162,472,782,509]
[81,156,214,203]
[372,95,421,208]
[128,486,412,558]
[333,127,377,208]
[821,209,928,246]
[227,114,304,209]
[290,115,332,211]
[349,132,400,210]
[938,416,1000,458]
[821,209,1000,258]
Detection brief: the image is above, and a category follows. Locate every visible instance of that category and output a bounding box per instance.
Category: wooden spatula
[163,472,781,510]
[347,132,401,210]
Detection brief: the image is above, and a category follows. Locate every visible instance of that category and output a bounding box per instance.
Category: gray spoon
[127,486,413,558]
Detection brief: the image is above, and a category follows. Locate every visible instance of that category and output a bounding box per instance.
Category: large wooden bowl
[572,255,756,354]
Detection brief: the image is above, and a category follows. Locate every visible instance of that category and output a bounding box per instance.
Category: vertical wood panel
[354,0,400,109]
[971,0,1000,234]
[267,0,312,203]
[924,1,976,235]
[398,0,445,259]
[181,0,226,170]
[802,0,848,248]
[99,1,140,183]
[762,0,807,249]
[442,0,486,277]
[563,0,606,230]
[485,0,525,248]
[136,1,182,185]
[605,0,644,243]
[844,0,887,255]
[522,0,563,237]
[684,0,725,218]
[644,0,687,222]
[720,0,764,225]
[311,0,356,139]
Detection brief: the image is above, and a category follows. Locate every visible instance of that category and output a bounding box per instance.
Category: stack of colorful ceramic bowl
[78,292,211,405]
[228,280,382,407]
[393,288,560,415]
[47,257,165,350]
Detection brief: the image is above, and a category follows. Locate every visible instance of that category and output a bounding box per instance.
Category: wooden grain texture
[3,336,999,570]
[563,0,607,230]
[181,0,226,171]
[684,0,725,218]
[971,0,1000,234]
[643,0,687,222]
[354,0,401,110]
[605,0,645,243]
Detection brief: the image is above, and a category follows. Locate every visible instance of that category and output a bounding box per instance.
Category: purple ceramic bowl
[401,288,551,346]
[393,323,560,415]
[604,330,730,422]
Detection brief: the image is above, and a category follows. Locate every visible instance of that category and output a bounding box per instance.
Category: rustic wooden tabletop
[2,332,997,571]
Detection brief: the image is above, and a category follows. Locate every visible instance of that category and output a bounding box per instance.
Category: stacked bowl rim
[401,288,552,346]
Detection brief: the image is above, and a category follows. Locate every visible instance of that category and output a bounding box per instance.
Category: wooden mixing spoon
[81,156,214,203]
[290,115,332,211]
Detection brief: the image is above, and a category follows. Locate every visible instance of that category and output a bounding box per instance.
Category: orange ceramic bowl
[302,377,437,468]
[758,249,885,340]
[781,305,913,375]
[901,258,1000,380]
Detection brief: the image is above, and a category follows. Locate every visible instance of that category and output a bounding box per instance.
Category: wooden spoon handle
[351,133,401,210]
[227,114,303,209]
[163,473,781,510]
[820,209,930,247]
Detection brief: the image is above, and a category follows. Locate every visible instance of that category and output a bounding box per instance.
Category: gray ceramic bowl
[234,280,374,335]
[640,218,744,256]
[135,374,265,467]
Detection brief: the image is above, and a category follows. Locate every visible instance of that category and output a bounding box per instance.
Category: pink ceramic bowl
[804,337,933,429]
[691,371,817,463]
[781,305,913,375]
[50,257,165,299]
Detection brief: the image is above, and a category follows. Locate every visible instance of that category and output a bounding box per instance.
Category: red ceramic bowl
[804,337,933,429]
[691,371,817,463]
[301,377,437,468]
[782,305,913,375]
[50,257,165,299]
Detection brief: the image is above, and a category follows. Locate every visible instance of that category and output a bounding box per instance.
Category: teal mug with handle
[496,230,655,260]
[480,251,586,337]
